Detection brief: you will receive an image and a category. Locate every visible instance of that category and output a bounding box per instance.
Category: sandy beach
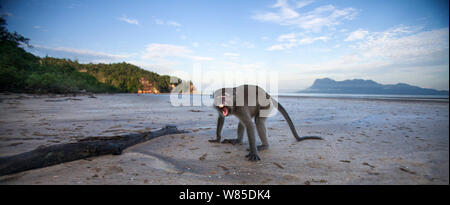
[0,93,448,184]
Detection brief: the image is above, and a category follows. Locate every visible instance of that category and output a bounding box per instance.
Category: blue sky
[1,0,449,91]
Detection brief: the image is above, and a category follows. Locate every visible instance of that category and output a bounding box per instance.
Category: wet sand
[0,93,448,184]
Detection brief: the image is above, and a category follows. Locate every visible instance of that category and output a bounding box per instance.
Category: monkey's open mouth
[221,107,229,116]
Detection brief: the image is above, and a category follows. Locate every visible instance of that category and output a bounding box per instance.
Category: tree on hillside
[0,17,30,47]
[0,16,37,91]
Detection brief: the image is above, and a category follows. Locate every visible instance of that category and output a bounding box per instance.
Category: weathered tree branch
[0,125,187,176]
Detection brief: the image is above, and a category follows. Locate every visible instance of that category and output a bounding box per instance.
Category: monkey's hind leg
[255,116,269,151]
[222,122,244,145]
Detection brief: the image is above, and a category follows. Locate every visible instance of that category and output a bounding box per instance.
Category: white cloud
[266,44,286,51]
[271,0,300,19]
[242,41,255,48]
[285,26,450,90]
[190,56,214,61]
[141,44,192,59]
[32,45,129,59]
[118,15,139,25]
[224,53,240,57]
[267,34,328,50]
[192,42,200,47]
[204,60,265,71]
[32,25,48,32]
[344,29,369,41]
[290,26,449,71]
[154,19,164,25]
[228,39,238,45]
[141,43,213,61]
[219,39,255,49]
[167,21,182,27]
[277,32,298,41]
[295,0,315,8]
[253,0,358,32]
[154,19,182,27]
[358,26,448,62]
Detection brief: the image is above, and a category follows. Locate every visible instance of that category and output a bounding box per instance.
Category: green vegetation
[41,57,180,93]
[0,17,182,94]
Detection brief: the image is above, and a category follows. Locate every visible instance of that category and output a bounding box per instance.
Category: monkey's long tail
[272,98,323,141]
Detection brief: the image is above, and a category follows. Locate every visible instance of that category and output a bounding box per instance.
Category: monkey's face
[213,89,234,117]
[217,103,230,116]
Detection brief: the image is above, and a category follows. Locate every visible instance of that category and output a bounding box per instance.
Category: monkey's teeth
[218,104,224,108]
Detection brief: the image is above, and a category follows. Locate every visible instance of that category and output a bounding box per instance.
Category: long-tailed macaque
[209,85,323,161]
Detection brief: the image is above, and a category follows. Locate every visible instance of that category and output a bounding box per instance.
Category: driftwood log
[0,125,187,176]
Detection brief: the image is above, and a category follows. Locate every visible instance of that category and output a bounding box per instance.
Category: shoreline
[139,93,450,103]
[273,94,449,103]
[0,92,449,103]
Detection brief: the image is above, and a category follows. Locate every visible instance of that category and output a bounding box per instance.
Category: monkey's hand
[221,139,242,145]
[245,152,261,161]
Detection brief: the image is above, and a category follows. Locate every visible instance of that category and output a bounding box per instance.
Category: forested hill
[0,17,185,94]
[40,57,182,93]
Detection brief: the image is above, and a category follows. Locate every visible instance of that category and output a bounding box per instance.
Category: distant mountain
[298,78,449,96]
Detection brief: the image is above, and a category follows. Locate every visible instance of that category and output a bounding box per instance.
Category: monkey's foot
[221,139,242,145]
[245,153,261,161]
[208,139,221,143]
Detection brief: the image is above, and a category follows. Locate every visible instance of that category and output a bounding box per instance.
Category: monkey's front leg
[209,115,224,143]
[241,114,260,161]
[222,122,244,145]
